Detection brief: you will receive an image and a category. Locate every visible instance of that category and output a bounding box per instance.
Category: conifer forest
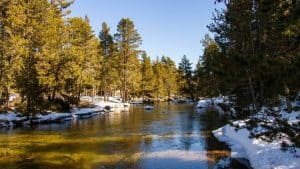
[0,1,299,169]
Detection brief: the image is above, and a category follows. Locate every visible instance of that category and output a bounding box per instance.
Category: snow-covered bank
[196,96,236,114]
[0,101,130,128]
[94,101,130,111]
[199,95,300,168]
[0,107,105,128]
[213,110,300,169]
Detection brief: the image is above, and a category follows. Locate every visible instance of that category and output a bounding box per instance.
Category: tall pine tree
[115,18,142,102]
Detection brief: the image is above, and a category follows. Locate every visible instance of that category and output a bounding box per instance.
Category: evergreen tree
[199,35,223,99]
[0,0,12,110]
[99,22,119,100]
[115,18,142,102]
[207,0,300,145]
[209,0,264,110]
[11,0,51,116]
[209,0,300,111]
[140,52,155,101]
[194,57,204,98]
[65,17,100,103]
[178,55,194,100]
[36,0,70,101]
[161,56,178,100]
[152,58,165,100]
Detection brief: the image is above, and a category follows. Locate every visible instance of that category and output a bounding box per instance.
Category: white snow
[211,95,300,169]
[0,112,23,122]
[93,100,130,113]
[94,101,130,110]
[144,105,154,110]
[214,115,300,169]
[0,106,105,128]
[0,112,26,127]
[71,107,104,118]
[280,110,300,125]
[33,112,73,123]
[197,99,210,108]
[0,98,131,128]
[196,96,233,114]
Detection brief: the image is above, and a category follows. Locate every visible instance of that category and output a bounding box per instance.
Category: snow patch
[213,124,300,169]
[196,96,234,114]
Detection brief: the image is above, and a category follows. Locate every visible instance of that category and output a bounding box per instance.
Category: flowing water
[0,103,230,169]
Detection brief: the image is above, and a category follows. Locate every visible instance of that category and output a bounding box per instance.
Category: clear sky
[69,0,219,66]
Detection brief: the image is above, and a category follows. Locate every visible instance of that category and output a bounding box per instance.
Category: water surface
[0,103,230,169]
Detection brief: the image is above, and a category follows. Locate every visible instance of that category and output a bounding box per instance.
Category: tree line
[190,0,299,146]
[195,0,299,113]
[2,0,298,118]
[0,0,189,116]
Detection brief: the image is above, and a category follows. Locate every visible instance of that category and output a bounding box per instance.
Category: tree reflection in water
[0,104,232,169]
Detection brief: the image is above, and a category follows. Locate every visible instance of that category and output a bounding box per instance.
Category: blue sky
[69,0,220,66]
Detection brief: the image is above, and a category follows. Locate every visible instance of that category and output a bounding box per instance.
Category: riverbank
[213,119,300,169]
[197,97,300,169]
[0,102,130,128]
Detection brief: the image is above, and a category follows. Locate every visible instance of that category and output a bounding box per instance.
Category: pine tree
[194,57,204,98]
[255,0,300,112]
[99,22,118,100]
[161,56,178,100]
[0,0,12,110]
[10,0,51,117]
[210,0,300,111]
[199,35,223,99]
[140,52,155,101]
[153,58,165,100]
[115,18,142,102]
[207,0,300,145]
[209,0,262,110]
[178,55,194,100]
[36,0,70,102]
[65,17,100,102]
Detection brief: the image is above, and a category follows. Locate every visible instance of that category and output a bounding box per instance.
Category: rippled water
[0,103,230,169]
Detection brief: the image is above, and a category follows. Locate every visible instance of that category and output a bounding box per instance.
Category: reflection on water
[0,103,230,169]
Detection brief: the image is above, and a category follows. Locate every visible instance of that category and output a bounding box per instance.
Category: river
[0,103,231,169]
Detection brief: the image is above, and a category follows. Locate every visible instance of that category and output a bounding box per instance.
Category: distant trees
[140,52,155,101]
[161,56,179,100]
[178,55,195,100]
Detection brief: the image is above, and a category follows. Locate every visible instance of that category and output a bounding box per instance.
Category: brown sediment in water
[0,104,232,169]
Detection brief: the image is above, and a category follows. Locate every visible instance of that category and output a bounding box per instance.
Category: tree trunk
[51,90,56,101]
[142,90,145,103]
[188,80,195,101]
[211,98,214,106]
[284,82,292,113]
[123,69,127,103]
[77,84,81,106]
[5,87,9,111]
[248,76,258,112]
[259,79,264,107]
[26,96,31,120]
